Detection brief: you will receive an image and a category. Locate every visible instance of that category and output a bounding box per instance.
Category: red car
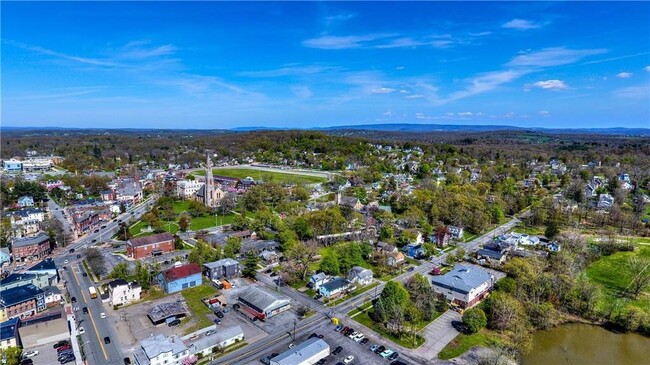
[57,345,72,352]
[429,267,442,275]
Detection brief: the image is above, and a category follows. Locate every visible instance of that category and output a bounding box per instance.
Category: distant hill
[3,123,648,136]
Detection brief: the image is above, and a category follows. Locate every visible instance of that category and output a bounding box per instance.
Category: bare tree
[627,257,650,298]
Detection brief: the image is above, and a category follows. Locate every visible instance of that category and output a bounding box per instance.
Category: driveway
[412,310,461,360]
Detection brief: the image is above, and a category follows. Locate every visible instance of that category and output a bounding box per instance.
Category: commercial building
[133,334,191,365]
[157,263,202,294]
[147,302,188,325]
[204,258,240,281]
[270,338,330,365]
[176,180,204,199]
[0,284,46,321]
[0,272,50,291]
[18,316,68,348]
[237,286,291,320]
[0,318,20,349]
[127,232,175,260]
[108,279,142,306]
[431,265,495,308]
[24,258,59,286]
[2,159,23,173]
[10,233,50,263]
[184,325,244,357]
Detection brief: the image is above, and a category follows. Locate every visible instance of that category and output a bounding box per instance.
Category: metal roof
[431,265,493,294]
[271,338,330,365]
[238,286,290,313]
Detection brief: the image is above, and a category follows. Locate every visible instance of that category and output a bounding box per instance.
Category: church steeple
[205,154,214,207]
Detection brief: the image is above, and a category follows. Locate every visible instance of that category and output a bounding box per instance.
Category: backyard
[181,284,219,335]
[193,167,327,184]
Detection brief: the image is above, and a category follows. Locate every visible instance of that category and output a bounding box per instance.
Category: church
[195,155,224,208]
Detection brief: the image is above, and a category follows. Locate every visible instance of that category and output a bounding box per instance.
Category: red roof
[163,263,202,282]
[128,232,174,248]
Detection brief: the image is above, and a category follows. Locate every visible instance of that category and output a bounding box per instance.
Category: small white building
[185,325,244,357]
[347,266,373,286]
[270,338,330,365]
[108,279,142,307]
[134,334,190,365]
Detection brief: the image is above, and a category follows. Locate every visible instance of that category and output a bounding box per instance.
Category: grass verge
[349,307,427,349]
[438,329,504,360]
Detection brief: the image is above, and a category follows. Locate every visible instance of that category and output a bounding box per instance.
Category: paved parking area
[413,310,461,359]
[28,342,75,365]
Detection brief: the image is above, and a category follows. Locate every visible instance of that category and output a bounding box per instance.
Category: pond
[522,323,650,365]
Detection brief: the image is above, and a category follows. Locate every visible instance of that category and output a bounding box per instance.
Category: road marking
[71,265,109,361]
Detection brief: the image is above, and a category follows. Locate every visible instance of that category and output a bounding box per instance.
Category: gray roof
[238,286,290,313]
[431,265,493,294]
[11,232,49,248]
[271,338,330,365]
[147,302,188,323]
[321,277,351,292]
[204,258,239,270]
[348,266,373,280]
[311,272,327,282]
[477,249,506,260]
[141,334,187,359]
[215,325,243,345]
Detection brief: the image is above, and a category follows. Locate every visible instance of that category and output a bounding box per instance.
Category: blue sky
[2,1,649,129]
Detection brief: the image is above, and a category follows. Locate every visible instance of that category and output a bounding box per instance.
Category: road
[50,195,157,365]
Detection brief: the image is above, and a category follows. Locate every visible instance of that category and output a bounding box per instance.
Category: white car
[64,260,69,264]
[23,350,39,358]
[348,331,358,339]
[78,327,85,335]
[100,312,106,319]
[288,343,295,349]
[353,333,365,342]
[344,356,354,363]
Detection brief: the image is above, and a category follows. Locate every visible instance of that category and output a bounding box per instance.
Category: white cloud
[445,69,531,102]
[539,110,551,117]
[508,47,607,68]
[291,85,313,99]
[613,85,650,100]
[405,94,424,99]
[645,66,650,72]
[399,89,409,94]
[616,72,633,78]
[530,79,568,90]
[502,19,543,30]
[324,12,356,25]
[239,65,339,77]
[396,66,405,70]
[374,38,452,49]
[457,112,473,116]
[371,87,396,94]
[118,43,177,60]
[302,33,396,49]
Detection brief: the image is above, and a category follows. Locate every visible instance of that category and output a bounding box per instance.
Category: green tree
[379,225,394,241]
[134,261,152,290]
[0,217,12,248]
[0,346,22,365]
[188,199,207,217]
[178,213,191,232]
[224,236,242,258]
[320,253,341,276]
[230,214,249,231]
[545,221,560,240]
[462,307,488,333]
[374,281,410,322]
[84,248,106,278]
[107,262,130,280]
[492,205,505,224]
[241,252,260,279]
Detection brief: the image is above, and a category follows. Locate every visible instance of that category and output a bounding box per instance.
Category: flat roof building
[270,338,330,365]
[237,286,291,320]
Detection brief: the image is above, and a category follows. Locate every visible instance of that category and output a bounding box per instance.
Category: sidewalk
[67,310,85,365]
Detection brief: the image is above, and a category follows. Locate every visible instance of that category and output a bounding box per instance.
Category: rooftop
[0,318,19,341]
[271,338,330,365]
[128,232,174,247]
[26,258,57,272]
[204,258,239,270]
[141,334,187,359]
[321,277,351,292]
[0,284,44,307]
[147,301,188,323]
[431,265,493,294]
[11,232,49,248]
[163,263,202,282]
[238,286,290,312]
[0,272,39,286]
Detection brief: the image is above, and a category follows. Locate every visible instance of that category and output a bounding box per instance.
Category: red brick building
[126,233,175,259]
[11,233,50,263]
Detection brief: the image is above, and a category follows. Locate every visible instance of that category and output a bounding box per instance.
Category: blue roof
[477,249,506,260]
[0,318,20,341]
[0,284,44,307]
[431,265,493,294]
[26,258,57,272]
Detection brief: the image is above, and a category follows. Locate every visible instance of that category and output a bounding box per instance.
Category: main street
[50,195,157,365]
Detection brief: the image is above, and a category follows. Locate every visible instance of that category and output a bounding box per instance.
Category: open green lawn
[349,306,427,349]
[586,245,650,313]
[438,329,505,360]
[181,284,218,335]
[129,211,236,237]
[193,167,327,184]
[327,282,380,307]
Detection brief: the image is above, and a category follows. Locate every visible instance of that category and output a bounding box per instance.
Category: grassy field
[350,306,427,349]
[129,201,236,237]
[193,168,327,184]
[586,245,650,313]
[438,329,505,360]
[181,284,218,335]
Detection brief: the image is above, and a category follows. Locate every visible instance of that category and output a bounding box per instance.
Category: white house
[134,334,191,365]
[347,266,373,286]
[176,180,204,200]
[431,265,495,308]
[17,196,35,208]
[108,279,142,307]
[308,272,330,290]
[185,325,244,357]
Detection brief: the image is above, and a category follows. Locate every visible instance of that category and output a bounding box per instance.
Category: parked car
[56,345,71,352]
[205,330,216,336]
[78,327,85,335]
[369,344,379,352]
[60,356,76,364]
[69,249,75,253]
[77,254,81,258]
[388,352,400,360]
[334,325,343,332]
[380,349,394,358]
[19,359,33,365]
[374,345,386,354]
[104,337,111,344]
[288,343,295,349]
[316,359,327,365]
[309,333,319,339]
[341,326,349,333]
[360,338,369,345]
[344,356,354,364]
[390,361,408,365]
[22,350,39,358]
[82,307,88,314]
[100,312,107,319]
[333,346,343,355]
[71,297,77,303]
[82,272,88,277]
[215,311,224,318]
[123,358,131,365]
[53,340,70,349]
[214,319,222,325]
[168,319,181,327]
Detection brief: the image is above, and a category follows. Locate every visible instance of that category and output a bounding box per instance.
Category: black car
[104,337,111,344]
[391,361,408,365]
[69,248,75,253]
[375,345,386,354]
[123,358,132,365]
[60,357,76,364]
[333,346,343,355]
[360,338,369,344]
[20,359,33,365]
[168,319,181,327]
[316,359,327,365]
[82,273,88,277]
[215,311,224,318]
[309,333,318,339]
[53,340,70,348]
[82,307,88,314]
[77,254,81,258]
[71,297,77,303]
[388,352,399,360]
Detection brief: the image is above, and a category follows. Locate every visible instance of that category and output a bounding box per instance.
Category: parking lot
[26,341,75,365]
[259,320,410,365]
